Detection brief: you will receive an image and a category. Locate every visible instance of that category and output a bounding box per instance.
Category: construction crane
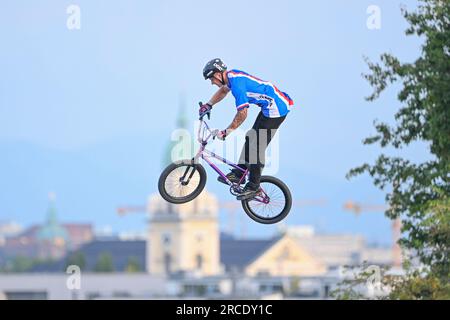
[118,200,254,239]
[116,206,147,216]
[220,198,328,239]
[118,198,328,240]
[343,200,403,268]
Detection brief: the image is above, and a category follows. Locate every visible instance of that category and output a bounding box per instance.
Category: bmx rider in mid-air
[199,58,294,200]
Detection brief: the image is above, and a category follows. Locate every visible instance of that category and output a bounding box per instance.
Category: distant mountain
[0,137,166,231]
[0,137,392,246]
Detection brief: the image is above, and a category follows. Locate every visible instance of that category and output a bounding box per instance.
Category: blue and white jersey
[227,69,294,118]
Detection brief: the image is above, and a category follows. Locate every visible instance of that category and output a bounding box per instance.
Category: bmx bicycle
[158,102,292,224]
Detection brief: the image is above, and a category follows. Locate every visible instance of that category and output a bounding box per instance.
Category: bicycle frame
[193,119,247,186]
[192,118,270,204]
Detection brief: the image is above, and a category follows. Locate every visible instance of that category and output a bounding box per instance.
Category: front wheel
[158,160,207,204]
[241,176,292,224]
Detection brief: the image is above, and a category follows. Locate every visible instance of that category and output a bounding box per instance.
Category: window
[86,292,101,300]
[196,254,203,269]
[164,253,172,274]
[5,291,47,300]
[162,233,171,246]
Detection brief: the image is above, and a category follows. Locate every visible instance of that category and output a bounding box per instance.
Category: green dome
[37,198,68,242]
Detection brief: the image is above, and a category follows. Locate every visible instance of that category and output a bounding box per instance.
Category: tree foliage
[346,0,449,299]
[125,256,142,273]
[65,251,86,270]
[94,252,115,272]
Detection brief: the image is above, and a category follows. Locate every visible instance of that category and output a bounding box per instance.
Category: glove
[216,129,228,141]
[199,103,212,118]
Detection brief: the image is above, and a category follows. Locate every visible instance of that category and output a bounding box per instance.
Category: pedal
[237,193,257,201]
[218,175,245,185]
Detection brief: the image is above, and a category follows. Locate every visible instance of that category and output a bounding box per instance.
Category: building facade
[148,190,221,276]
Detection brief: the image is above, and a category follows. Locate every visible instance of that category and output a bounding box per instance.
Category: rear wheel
[241,176,292,224]
[158,160,207,204]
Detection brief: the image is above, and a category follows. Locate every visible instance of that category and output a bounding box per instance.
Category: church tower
[37,192,69,259]
[147,97,221,276]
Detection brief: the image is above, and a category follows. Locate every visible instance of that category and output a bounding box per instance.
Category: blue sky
[0,1,427,245]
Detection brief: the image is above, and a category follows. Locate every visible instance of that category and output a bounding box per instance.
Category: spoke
[164,165,201,199]
[268,203,274,218]
[248,182,286,219]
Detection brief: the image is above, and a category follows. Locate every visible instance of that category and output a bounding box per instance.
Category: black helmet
[203,58,227,79]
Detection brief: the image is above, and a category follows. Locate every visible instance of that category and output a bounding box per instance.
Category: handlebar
[198,101,211,121]
[197,101,218,144]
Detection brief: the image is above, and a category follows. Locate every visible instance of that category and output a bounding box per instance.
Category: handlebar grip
[199,101,204,120]
[198,101,211,120]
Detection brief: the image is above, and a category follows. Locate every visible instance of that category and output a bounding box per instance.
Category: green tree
[125,256,141,273]
[94,252,114,272]
[288,276,301,296]
[8,256,34,273]
[65,251,86,270]
[0,256,55,273]
[347,0,449,299]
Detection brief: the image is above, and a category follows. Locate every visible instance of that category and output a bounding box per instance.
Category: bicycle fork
[179,164,197,185]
